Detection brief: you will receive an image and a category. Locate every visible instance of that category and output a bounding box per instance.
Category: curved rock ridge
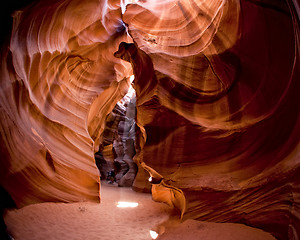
[0,0,133,206]
[119,0,300,239]
[124,0,297,130]
[0,0,299,239]
[124,0,239,56]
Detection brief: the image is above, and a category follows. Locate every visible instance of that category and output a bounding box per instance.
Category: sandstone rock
[0,0,299,239]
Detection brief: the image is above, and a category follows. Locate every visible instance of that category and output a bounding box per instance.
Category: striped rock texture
[0,0,133,205]
[1,0,300,239]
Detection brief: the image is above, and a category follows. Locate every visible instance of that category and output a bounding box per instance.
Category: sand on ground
[4,183,276,240]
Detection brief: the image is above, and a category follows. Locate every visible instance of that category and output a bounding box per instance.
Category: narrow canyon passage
[1,0,299,239]
[4,183,275,240]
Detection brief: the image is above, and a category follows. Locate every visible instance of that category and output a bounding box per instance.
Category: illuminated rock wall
[119,1,300,239]
[0,0,133,206]
[0,0,299,239]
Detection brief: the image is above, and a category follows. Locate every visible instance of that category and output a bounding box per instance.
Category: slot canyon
[0,0,299,239]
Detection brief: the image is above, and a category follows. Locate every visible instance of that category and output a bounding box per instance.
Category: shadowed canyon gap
[0,0,299,239]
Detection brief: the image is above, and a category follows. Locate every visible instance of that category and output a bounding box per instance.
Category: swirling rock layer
[0,0,132,205]
[0,0,300,239]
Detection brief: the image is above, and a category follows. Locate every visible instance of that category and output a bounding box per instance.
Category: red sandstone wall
[0,0,299,239]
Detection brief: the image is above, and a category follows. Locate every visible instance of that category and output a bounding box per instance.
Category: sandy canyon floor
[4,183,276,240]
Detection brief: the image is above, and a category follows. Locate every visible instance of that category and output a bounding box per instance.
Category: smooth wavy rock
[0,0,132,206]
[0,0,300,239]
[121,0,300,239]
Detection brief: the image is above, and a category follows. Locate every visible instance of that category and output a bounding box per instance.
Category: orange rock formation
[0,0,299,239]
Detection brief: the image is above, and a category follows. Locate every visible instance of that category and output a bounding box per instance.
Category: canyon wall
[0,0,133,205]
[0,0,299,239]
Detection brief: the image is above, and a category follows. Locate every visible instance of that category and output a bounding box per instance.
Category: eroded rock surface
[0,0,299,239]
[0,0,133,206]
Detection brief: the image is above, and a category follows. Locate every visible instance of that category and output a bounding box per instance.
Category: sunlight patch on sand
[116,201,139,208]
[149,230,159,239]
